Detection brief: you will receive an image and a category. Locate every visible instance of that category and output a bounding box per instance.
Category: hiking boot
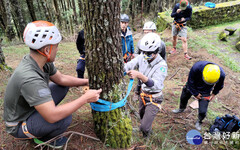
[169,48,177,54]
[195,120,202,130]
[184,53,192,60]
[34,136,68,149]
[172,108,185,114]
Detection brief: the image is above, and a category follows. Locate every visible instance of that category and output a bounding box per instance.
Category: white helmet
[23,20,62,49]
[139,33,161,52]
[143,21,157,31]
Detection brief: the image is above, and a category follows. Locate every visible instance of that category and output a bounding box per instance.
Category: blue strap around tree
[90,78,134,112]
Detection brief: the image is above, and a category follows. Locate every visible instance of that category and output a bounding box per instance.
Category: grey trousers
[139,95,163,137]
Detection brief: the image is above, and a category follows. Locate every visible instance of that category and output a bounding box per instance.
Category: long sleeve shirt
[187,61,225,96]
[171,3,192,24]
[121,27,134,56]
[124,54,167,93]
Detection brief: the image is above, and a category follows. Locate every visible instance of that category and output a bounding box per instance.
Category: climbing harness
[140,91,162,110]
[173,21,186,31]
[5,121,36,139]
[79,55,85,60]
[202,96,211,101]
[123,52,132,63]
[22,121,36,138]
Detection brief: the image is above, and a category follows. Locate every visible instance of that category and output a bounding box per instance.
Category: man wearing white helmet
[3,21,102,148]
[135,21,166,61]
[121,14,135,63]
[125,33,167,137]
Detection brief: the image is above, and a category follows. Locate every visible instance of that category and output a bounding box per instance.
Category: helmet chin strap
[36,45,53,62]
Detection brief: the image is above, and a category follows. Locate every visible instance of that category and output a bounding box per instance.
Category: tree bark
[40,0,52,22]
[77,0,82,19]
[9,0,26,41]
[26,0,37,21]
[131,0,135,29]
[145,0,152,13]
[72,0,78,26]
[0,38,6,69]
[52,0,62,29]
[0,0,7,34]
[82,0,132,148]
[5,0,15,41]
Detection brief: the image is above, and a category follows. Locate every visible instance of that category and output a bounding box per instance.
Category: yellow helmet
[203,64,220,84]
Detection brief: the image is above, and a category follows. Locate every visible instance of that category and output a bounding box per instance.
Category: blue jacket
[171,3,192,24]
[121,27,134,59]
[187,61,225,96]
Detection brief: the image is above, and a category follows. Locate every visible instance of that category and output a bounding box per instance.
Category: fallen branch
[221,104,232,112]
[186,110,194,119]
[34,131,100,149]
[168,68,180,80]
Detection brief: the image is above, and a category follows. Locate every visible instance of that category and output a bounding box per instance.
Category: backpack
[209,114,240,134]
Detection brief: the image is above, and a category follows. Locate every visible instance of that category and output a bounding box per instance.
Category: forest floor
[0,20,240,150]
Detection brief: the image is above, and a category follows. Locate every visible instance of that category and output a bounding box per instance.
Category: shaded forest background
[0,0,234,42]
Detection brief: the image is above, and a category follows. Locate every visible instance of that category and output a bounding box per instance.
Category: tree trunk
[131,0,135,29]
[72,0,78,26]
[5,0,15,41]
[52,0,62,30]
[141,0,143,26]
[0,0,7,34]
[40,0,52,22]
[82,0,132,148]
[0,38,6,70]
[157,0,163,12]
[145,0,152,13]
[9,0,25,41]
[26,0,37,21]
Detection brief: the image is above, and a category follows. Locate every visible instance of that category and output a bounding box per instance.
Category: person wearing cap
[121,14,134,63]
[135,21,166,61]
[172,61,225,130]
[170,0,192,60]
[3,20,102,149]
[125,33,167,137]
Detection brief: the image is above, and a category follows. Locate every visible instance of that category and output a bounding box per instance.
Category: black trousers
[179,84,210,122]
